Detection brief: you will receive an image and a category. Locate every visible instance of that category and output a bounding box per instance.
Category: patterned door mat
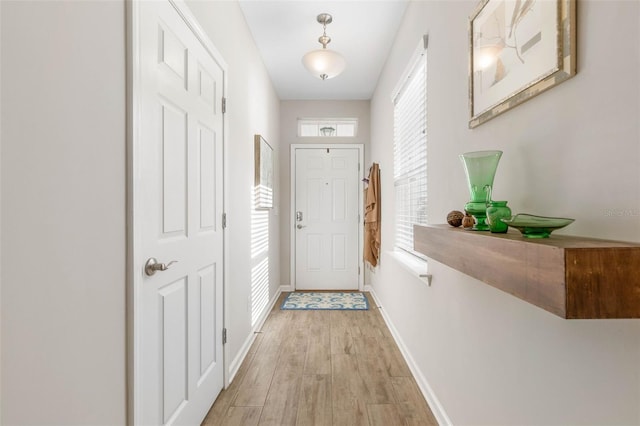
[281,292,369,310]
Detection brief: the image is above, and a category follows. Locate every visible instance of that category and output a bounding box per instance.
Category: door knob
[296,224,306,229]
[145,258,178,276]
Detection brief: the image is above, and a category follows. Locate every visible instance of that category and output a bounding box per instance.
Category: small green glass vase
[460,150,502,231]
[486,201,511,233]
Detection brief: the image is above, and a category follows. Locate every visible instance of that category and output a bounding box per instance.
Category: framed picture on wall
[254,134,274,209]
[468,0,576,128]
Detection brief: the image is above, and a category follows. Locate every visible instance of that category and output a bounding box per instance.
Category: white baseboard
[227,287,282,384]
[366,286,452,426]
[279,285,293,292]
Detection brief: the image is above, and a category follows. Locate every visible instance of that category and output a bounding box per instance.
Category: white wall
[185,0,281,376]
[0,1,3,418]
[1,1,126,424]
[370,1,640,424]
[279,100,370,287]
[1,0,281,423]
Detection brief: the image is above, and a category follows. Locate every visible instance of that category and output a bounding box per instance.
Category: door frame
[126,0,229,423]
[290,144,364,291]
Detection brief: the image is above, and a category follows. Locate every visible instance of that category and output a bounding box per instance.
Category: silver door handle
[296,224,306,229]
[145,258,178,276]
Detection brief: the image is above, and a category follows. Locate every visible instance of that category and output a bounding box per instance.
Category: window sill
[387,250,432,286]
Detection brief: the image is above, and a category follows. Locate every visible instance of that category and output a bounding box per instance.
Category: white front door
[294,147,362,290]
[132,1,225,424]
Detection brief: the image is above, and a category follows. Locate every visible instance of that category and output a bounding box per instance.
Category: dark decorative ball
[447,210,464,227]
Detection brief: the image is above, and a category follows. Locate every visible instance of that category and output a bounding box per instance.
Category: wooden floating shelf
[413,224,640,319]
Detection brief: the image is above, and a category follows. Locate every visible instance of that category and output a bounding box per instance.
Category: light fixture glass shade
[319,126,336,136]
[302,48,346,80]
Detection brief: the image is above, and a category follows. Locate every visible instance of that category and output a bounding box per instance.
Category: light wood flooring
[202,292,438,426]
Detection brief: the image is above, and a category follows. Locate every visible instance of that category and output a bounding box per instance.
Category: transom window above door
[298,118,358,137]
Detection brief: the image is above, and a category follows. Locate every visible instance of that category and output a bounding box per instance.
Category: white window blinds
[393,53,427,254]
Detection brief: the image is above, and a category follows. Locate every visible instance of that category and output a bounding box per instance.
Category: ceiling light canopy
[302,13,346,80]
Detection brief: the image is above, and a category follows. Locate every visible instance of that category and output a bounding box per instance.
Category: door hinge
[358,266,361,275]
[358,163,361,171]
[222,213,227,229]
[222,328,227,345]
[222,97,227,114]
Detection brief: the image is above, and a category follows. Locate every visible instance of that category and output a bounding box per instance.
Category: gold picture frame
[469,0,576,128]
[254,134,274,209]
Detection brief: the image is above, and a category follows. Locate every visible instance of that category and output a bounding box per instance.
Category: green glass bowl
[500,214,575,238]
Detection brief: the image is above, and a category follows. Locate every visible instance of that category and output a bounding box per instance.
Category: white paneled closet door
[134,1,225,424]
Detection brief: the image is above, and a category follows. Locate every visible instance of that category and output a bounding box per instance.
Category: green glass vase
[460,150,502,231]
[486,201,511,233]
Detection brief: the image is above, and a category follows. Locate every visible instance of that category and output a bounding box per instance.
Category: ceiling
[238,1,409,100]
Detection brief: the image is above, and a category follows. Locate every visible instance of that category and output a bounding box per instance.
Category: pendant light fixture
[302,13,346,80]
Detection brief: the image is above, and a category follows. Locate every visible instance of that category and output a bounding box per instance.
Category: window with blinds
[393,51,427,255]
